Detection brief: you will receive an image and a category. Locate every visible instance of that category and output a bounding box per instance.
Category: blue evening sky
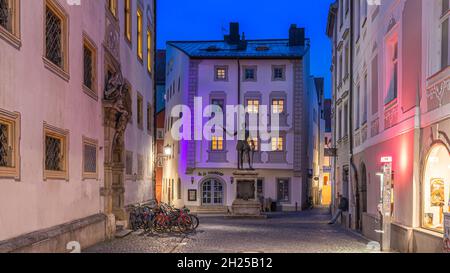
[157,0,333,98]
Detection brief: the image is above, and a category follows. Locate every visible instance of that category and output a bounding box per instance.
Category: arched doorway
[422,143,450,232]
[357,163,368,231]
[201,177,225,206]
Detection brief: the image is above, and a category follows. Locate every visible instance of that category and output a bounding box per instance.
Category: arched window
[202,179,223,205]
[422,143,450,232]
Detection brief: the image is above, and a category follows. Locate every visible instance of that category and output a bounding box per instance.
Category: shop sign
[444,213,450,253]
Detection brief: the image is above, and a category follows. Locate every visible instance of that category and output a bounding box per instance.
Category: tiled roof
[167,39,308,59]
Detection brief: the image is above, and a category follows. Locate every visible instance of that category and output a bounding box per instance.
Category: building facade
[162,23,319,212]
[0,0,155,252]
[327,0,450,252]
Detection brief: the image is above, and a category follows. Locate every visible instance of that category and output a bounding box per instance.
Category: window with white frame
[385,40,398,104]
[362,73,368,123]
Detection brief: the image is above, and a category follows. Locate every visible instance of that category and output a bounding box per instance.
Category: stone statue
[104,70,132,147]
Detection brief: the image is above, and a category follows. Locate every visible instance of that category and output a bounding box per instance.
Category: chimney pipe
[226,22,241,44]
[289,24,305,46]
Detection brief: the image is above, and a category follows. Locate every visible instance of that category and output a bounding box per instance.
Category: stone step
[115,229,133,238]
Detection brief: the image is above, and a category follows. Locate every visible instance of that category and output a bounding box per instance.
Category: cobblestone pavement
[85,208,374,253]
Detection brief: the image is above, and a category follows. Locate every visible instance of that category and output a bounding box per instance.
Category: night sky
[157,0,333,98]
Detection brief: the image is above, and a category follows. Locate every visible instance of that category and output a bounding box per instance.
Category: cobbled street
[85,208,374,253]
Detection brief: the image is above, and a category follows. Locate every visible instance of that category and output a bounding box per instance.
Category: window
[177,178,181,200]
[147,28,152,73]
[248,137,259,151]
[126,151,133,175]
[339,0,343,28]
[247,99,260,114]
[137,154,143,180]
[44,0,68,79]
[137,93,143,129]
[344,42,349,78]
[82,137,98,180]
[211,136,224,151]
[271,136,284,151]
[355,0,361,39]
[0,0,20,47]
[362,74,368,123]
[83,36,97,98]
[339,54,343,83]
[441,0,450,69]
[343,103,348,137]
[147,103,152,133]
[422,144,450,233]
[272,65,285,81]
[277,178,290,202]
[385,41,398,104]
[243,66,256,81]
[356,84,360,128]
[108,0,117,18]
[137,7,143,60]
[43,123,68,180]
[0,108,20,179]
[124,0,131,42]
[215,66,228,81]
[202,179,223,205]
[272,99,285,114]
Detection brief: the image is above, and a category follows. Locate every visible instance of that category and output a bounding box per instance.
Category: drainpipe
[348,0,359,230]
[152,0,158,201]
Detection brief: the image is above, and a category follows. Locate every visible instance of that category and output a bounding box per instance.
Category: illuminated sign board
[380,156,393,163]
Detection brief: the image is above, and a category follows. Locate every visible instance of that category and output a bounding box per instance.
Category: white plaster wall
[0,0,105,241]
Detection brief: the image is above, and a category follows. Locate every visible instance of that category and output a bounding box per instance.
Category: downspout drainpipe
[348,1,359,230]
[152,0,158,201]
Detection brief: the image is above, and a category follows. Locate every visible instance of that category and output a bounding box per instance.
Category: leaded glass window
[45,135,62,171]
[83,143,96,174]
[83,45,93,89]
[0,0,11,32]
[45,6,63,68]
[0,123,10,167]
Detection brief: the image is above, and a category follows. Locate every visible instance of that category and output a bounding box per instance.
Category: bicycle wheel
[189,214,199,230]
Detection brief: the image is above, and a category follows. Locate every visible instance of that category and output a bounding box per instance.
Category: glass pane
[83,46,93,89]
[46,7,63,68]
[0,0,11,32]
[0,123,10,167]
[45,135,62,171]
[83,144,96,173]
[442,18,449,69]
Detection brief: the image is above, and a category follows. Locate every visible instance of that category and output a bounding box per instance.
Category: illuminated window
[108,0,117,18]
[248,137,258,151]
[215,66,228,81]
[43,122,68,181]
[272,99,285,114]
[147,28,152,73]
[247,99,260,114]
[211,136,224,151]
[271,137,284,151]
[137,7,143,60]
[124,0,131,42]
[0,108,20,179]
[422,144,450,233]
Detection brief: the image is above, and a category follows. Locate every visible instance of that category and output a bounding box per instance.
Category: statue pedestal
[230,170,264,218]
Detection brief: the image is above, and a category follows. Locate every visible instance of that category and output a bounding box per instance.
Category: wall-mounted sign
[380,156,393,163]
[444,213,450,253]
[188,190,197,202]
[198,171,224,177]
[324,148,337,157]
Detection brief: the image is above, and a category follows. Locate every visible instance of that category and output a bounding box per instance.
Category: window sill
[0,167,21,181]
[82,172,98,181]
[0,27,21,50]
[43,57,70,82]
[44,170,69,181]
[83,85,98,101]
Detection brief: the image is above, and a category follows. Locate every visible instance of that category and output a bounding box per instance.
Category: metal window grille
[83,46,93,89]
[0,123,10,167]
[45,135,62,171]
[0,0,11,31]
[83,144,96,173]
[45,6,63,68]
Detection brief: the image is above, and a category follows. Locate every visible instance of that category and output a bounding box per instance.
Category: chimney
[289,24,305,46]
[225,22,241,44]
